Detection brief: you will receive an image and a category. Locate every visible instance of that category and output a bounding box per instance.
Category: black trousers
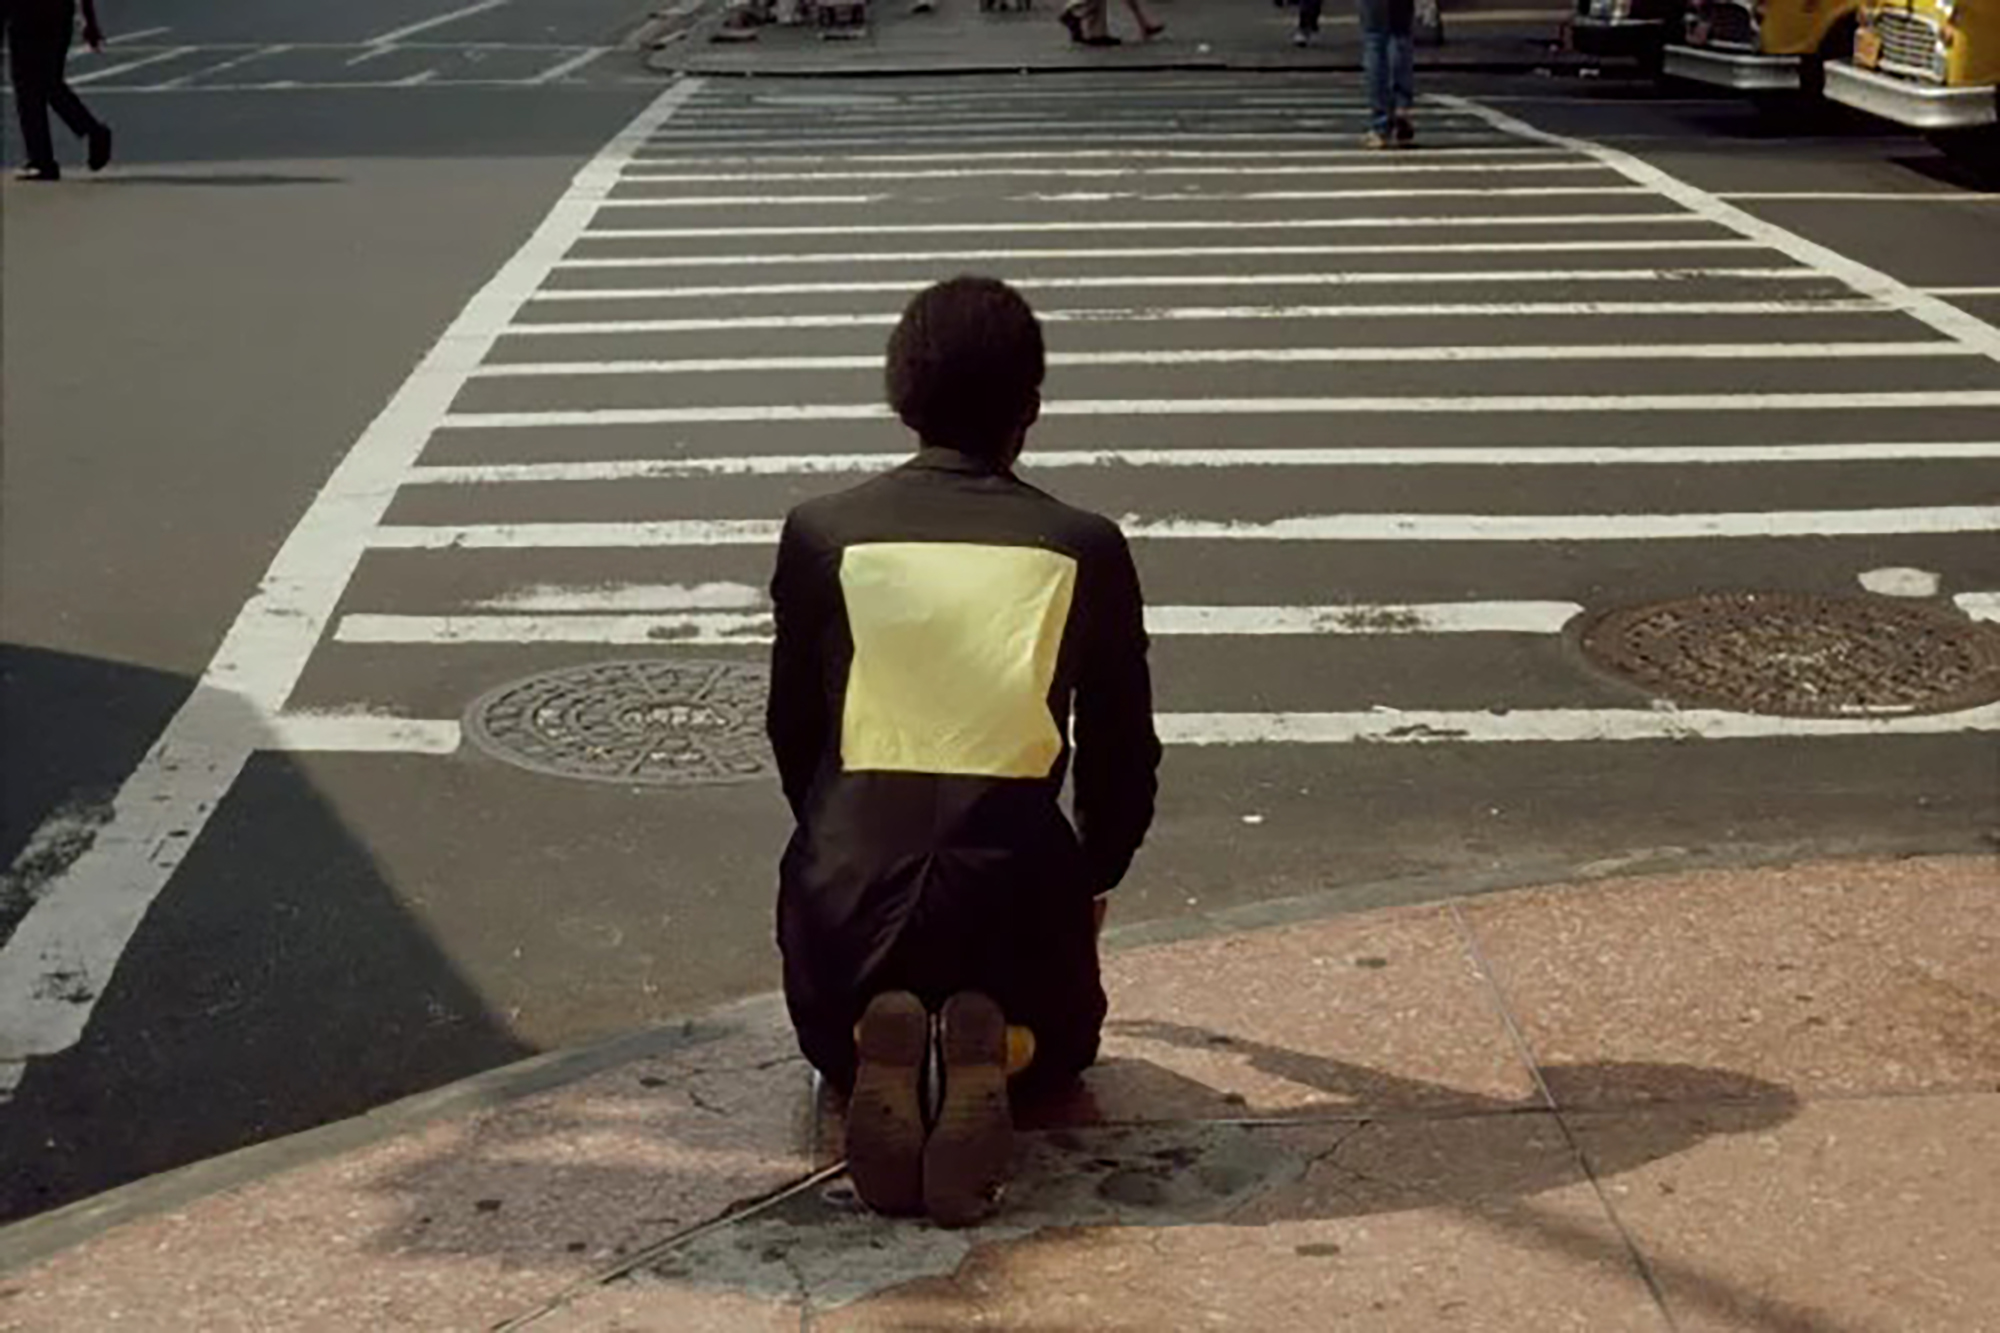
[8,1,100,170]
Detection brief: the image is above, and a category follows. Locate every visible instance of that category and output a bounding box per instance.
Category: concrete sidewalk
[2,854,1995,1330]
[658,0,1586,78]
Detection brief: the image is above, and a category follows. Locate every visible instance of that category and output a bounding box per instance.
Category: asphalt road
[3,38,1998,1222]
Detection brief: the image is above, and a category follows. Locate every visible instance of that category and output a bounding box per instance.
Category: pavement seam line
[1448,900,1682,1330]
[0,77,708,1067]
[1433,93,2000,365]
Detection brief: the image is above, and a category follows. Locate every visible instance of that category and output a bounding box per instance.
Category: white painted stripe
[405,440,2000,484]
[634,132,1517,150]
[530,47,610,83]
[165,45,294,86]
[258,704,2000,755]
[628,146,1562,164]
[367,507,2000,549]
[616,162,1605,182]
[266,713,464,754]
[440,390,1991,429]
[333,602,1584,645]
[504,300,1883,335]
[527,268,1819,301]
[594,187,1654,209]
[1719,191,2000,202]
[465,342,1972,379]
[367,0,510,45]
[584,214,1703,240]
[1442,96,2000,369]
[555,240,1765,270]
[68,46,199,85]
[1157,703,2000,743]
[0,81,708,1065]
[1956,592,2000,621]
[108,25,174,42]
[480,581,767,611]
[1928,287,2000,297]
[396,69,440,87]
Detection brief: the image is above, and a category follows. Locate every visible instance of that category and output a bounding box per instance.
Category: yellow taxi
[1664,0,1864,92]
[1826,0,1999,133]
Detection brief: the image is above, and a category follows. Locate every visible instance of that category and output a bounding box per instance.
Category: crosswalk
[291,73,2000,751]
[6,69,2000,1078]
[37,40,638,92]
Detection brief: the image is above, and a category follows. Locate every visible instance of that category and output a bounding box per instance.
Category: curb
[0,835,1979,1276]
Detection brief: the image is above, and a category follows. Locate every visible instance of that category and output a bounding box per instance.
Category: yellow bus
[1826,0,1999,144]
[1664,0,1864,93]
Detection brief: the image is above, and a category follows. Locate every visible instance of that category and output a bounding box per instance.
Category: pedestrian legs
[1296,0,1324,38]
[1359,26,1393,139]
[8,2,102,176]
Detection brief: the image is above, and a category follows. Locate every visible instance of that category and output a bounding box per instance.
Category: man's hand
[83,22,106,51]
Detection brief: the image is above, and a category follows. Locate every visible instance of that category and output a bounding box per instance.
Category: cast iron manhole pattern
[463,659,775,786]
[1580,592,2000,718]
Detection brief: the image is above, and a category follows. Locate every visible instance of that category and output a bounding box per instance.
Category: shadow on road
[0,644,533,1225]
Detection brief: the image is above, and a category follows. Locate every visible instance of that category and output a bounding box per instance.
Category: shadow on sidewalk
[357,1011,1821,1328]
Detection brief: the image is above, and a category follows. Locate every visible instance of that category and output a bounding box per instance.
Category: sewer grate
[463,659,775,786]
[1579,592,2000,718]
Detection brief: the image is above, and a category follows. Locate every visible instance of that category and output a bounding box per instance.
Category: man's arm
[80,0,106,50]
[1072,526,1161,897]
[765,515,830,819]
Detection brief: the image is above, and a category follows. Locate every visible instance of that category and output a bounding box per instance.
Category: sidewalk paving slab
[0,854,1992,1330]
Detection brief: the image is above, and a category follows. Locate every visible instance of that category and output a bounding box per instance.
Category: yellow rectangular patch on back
[839,542,1078,778]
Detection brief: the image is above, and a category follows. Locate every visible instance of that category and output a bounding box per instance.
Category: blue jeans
[1359,22,1414,136]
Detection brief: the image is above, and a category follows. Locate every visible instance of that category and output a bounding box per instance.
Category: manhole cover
[463,659,776,786]
[1580,592,2000,718]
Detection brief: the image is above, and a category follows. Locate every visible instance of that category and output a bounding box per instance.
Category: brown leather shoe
[846,991,930,1217]
[923,991,1013,1228]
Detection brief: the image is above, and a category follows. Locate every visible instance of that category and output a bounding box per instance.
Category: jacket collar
[904,445,1013,478]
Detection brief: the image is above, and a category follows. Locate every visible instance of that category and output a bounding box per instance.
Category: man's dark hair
[885,276,1046,459]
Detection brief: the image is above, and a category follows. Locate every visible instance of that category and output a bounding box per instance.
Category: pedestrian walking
[1058,0,1165,46]
[1294,0,1322,45]
[766,276,1161,1227]
[6,0,114,181]
[1358,0,1417,149]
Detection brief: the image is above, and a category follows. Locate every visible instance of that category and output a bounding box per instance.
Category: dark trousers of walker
[8,1,101,171]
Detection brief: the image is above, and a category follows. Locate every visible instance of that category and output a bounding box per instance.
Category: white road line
[629,146,1563,164]
[479,581,767,610]
[267,714,464,754]
[556,240,1763,270]
[616,162,1606,182]
[504,300,1884,335]
[530,47,610,83]
[527,268,1820,301]
[258,703,2000,756]
[346,43,404,66]
[595,187,1654,209]
[0,80,707,1066]
[68,46,199,85]
[1156,704,2000,744]
[395,69,440,87]
[367,507,2000,549]
[438,392,2000,429]
[1929,287,2000,297]
[1719,191,2000,202]
[404,441,2000,483]
[161,45,293,87]
[366,0,510,46]
[583,215,1703,240]
[108,25,174,42]
[1957,592,2000,621]
[634,132,1517,150]
[464,342,1972,379]
[333,602,1585,645]
[1444,96,2000,367]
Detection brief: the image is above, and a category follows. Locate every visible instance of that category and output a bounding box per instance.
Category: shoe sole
[846,991,930,1217]
[924,991,1012,1228]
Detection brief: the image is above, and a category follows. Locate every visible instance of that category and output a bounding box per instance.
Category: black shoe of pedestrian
[14,163,60,182]
[87,123,113,172]
[1393,115,1416,146]
[1081,32,1122,44]
[924,991,1013,1229]
[1059,7,1084,40]
[846,991,930,1217]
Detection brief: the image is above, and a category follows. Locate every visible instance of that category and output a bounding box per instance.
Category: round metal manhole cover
[463,659,776,786]
[1579,592,2000,718]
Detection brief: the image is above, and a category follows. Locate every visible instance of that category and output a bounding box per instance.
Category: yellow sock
[1005,1025,1036,1077]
